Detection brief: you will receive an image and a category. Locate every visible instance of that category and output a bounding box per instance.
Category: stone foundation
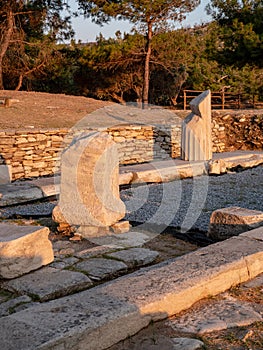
[0,110,262,181]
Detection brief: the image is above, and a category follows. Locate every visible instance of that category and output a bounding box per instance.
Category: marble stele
[181,90,212,161]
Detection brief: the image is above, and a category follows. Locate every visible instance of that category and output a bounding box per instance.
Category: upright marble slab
[53,132,126,236]
[181,90,212,161]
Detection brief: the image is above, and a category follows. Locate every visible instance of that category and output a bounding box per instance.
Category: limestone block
[76,225,110,238]
[0,223,54,279]
[208,207,263,240]
[181,90,212,161]
[119,171,134,185]
[54,132,125,227]
[110,221,130,234]
[208,159,226,175]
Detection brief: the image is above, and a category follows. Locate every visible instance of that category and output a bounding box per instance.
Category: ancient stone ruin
[0,223,54,279]
[208,206,263,241]
[52,132,127,237]
[181,90,212,161]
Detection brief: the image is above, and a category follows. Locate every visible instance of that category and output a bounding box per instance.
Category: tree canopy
[0,0,262,106]
[78,0,201,104]
[0,0,73,89]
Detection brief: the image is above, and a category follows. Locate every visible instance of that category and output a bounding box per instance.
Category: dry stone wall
[0,130,68,180]
[212,110,263,152]
[0,110,262,181]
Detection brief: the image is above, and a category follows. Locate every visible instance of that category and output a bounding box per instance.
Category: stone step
[0,227,262,350]
[0,151,262,207]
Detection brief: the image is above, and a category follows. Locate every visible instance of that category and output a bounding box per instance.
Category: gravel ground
[1,166,262,234]
[0,200,56,219]
[121,165,263,233]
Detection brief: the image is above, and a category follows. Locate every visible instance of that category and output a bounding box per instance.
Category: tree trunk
[142,21,153,107]
[15,74,23,91]
[0,9,14,90]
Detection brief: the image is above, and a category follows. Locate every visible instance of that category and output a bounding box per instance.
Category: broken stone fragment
[208,207,263,240]
[110,221,130,234]
[0,223,54,279]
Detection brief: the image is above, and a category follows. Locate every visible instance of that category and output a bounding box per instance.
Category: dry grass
[0,90,111,130]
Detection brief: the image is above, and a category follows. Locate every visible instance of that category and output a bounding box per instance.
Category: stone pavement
[0,151,262,206]
[0,227,262,349]
[110,274,263,350]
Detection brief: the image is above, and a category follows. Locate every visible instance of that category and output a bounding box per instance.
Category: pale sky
[68,0,211,42]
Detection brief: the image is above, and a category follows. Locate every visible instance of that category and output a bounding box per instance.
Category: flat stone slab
[74,245,115,259]
[31,176,60,197]
[107,248,159,268]
[0,151,262,207]
[0,223,54,279]
[208,206,263,240]
[166,297,262,334]
[0,183,44,206]
[241,226,263,241]
[172,338,205,350]
[109,335,205,350]
[122,159,207,184]
[2,267,92,301]
[0,233,263,350]
[210,151,263,175]
[74,258,128,280]
[89,230,157,248]
[0,295,32,317]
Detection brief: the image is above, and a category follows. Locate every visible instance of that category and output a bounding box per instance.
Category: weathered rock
[0,235,263,349]
[74,245,114,259]
[49,257,79,269]
[208,207,263,240]
[2,267,92,301]
[76,225,110,238]
[119,172,134,185]
[208,159,226,175]
[0,223,54,279]
[74,258,128,280]
[129,160,207,184]
[181,90,212,161]
[240,226,263,241]
[107,248,159,268]
[0,235,263,350]
[89,231,155,249]
[53,132,125,229]
[166,297,262,334]
[172,338,205,350]
[110,221,130,234]
[0,295,32,317]
[208,153,263,175]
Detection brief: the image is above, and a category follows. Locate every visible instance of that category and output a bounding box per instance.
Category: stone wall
[0,110,262,181]
[108,124,181,165]
[0,125,181,180]
[212,111,263,152]
[0,130,68,180]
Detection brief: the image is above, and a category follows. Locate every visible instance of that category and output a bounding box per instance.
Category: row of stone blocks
[1,206,263,279]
